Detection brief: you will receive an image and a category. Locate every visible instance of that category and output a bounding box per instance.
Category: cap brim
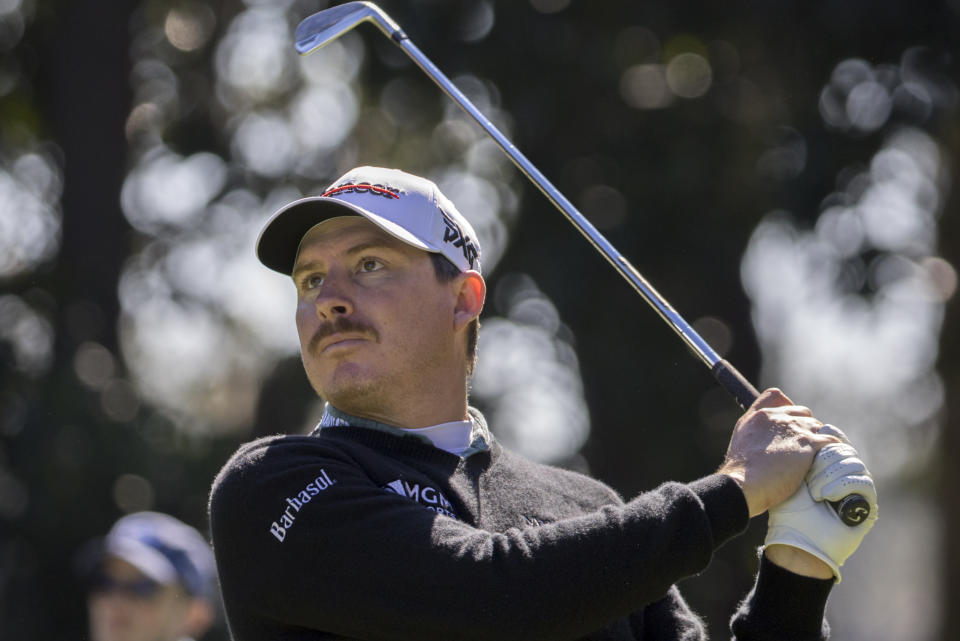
[257,196,436,275]
[257,198,356,275]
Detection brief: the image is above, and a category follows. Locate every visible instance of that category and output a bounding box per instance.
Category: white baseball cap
[257,166,482,275]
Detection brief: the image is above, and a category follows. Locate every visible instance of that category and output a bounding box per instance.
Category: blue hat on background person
[80,512,220,641]
[101,511,217,600]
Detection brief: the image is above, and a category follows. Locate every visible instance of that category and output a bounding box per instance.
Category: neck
[330,365,470,429]
[340,398,470,430]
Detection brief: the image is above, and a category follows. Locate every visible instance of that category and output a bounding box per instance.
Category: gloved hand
[763,426,878,582]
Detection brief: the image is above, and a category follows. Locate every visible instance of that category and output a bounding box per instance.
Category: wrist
[718,466,764,518]
[764,544,835,580]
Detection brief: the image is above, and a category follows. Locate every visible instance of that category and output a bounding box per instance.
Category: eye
[302,274,324,290]
[358,258,384,273]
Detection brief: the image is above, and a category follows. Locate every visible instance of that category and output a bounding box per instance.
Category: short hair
[429,253,480,376]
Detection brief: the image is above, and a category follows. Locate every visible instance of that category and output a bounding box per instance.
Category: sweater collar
[314,403,492,458]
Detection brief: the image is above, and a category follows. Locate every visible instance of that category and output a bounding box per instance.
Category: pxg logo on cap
[256,166,482,276]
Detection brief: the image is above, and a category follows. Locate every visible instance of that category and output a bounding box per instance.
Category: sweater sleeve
[637,585,709,640]
[209,438,749,641]
[730,554,833,641]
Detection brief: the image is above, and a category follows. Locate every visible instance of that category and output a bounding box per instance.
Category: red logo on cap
[322,183,401,199]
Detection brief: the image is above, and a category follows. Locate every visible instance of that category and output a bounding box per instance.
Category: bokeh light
[164,2,216,52]
[691,316,733,358]
[456,0,495,43]
[214,6,298,108]
[743,126,951,475]
[820,51,957,134]
[0,0,23,15]
[578,183,628,230]
[73,341,116,390]
[665,52,712,98]
[619,31,715,109]
[121,147,227,232]
[0,0,25,53]
[743,47,955,632]
[118,188,299,429]
[112,473,155,513]
[100,379,142,423]
[0,294,54,378]
[0,149,62,278]
[472,273,590,464]
[743,141,950,480]
[231,110,297,177]
[620,63,673,110]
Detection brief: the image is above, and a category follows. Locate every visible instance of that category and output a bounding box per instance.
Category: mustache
[309,316,380,353]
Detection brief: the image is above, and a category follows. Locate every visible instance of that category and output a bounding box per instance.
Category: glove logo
[834,494,870,526]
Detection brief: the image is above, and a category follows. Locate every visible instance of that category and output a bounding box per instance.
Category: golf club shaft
[295,3,869,528]
[296,3,752,405]
[394,29,761,411]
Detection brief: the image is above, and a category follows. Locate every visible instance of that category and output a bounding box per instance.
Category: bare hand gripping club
[294,1,871,528]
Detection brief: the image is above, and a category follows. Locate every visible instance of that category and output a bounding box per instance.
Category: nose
[313,270,354,320]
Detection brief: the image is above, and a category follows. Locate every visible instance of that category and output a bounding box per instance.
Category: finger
[809,443,861,476]
[766,413,823,434]
[804,432,845,449]
[816,423,851,443]
[807,445,867,497]
[763,404,815,418]
[819,474,878,506]
[750,388,794,410]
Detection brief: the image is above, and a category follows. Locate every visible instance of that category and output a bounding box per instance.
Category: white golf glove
[763,426,878,582]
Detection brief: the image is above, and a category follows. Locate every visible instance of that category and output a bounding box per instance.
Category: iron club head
[295,1,403,55]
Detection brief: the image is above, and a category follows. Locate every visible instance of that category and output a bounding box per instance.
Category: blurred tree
[3,0,137,637]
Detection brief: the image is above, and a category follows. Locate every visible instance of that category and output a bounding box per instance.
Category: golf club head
[295,1,402,55]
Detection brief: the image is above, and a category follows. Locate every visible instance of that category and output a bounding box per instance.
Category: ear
[181,598,216,639]
[452,271,485,331]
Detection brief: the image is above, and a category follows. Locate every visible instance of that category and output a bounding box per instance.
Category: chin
[313,366,386,409]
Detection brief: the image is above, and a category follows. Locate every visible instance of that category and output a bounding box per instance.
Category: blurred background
[1,0,958,638]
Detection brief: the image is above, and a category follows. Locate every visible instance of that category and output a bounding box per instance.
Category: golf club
[294,1,871,528]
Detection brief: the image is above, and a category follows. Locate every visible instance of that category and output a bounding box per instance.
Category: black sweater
[208,425,832,640]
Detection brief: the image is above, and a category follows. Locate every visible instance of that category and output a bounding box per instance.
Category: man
[209,166,877,640]
[84,511,218,641]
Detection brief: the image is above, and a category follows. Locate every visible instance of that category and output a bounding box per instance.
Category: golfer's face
[293,217,459,412]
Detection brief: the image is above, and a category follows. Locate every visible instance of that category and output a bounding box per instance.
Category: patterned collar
[313,404,492,458]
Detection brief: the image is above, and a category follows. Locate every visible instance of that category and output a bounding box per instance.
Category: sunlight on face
[293,218,463,423]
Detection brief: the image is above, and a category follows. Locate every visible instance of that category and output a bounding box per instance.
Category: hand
[763,435,878,582]
[717,388,840,517]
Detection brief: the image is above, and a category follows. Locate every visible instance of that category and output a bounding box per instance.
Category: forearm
[420,476,744,639]
[764,545,834,580]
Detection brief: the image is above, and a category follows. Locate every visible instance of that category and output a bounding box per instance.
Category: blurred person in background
[80,511,218,641]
